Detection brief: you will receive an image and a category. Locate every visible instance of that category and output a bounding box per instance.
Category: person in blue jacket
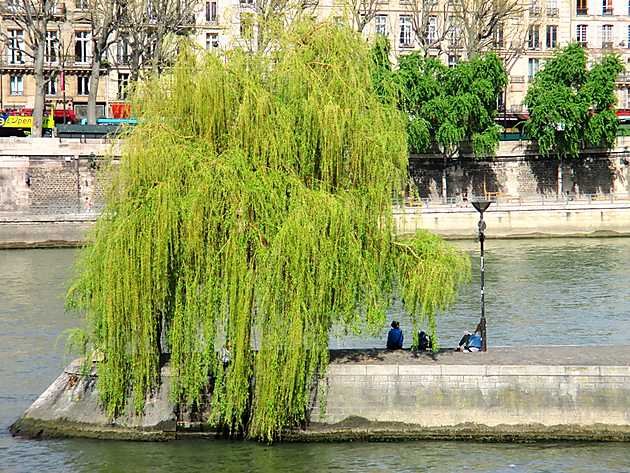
[457,323,483,352]
[386,321,404,350]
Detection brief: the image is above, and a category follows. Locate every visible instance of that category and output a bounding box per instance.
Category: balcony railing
[602,41,613,49]
[577,40,588,47]
[509,104,525,112]
[576,7,587,14]
[546,7,558,15]
[1,2,66,17]
[529,6,541,15]
[602,6,613,14]
[511,76,525,83]
[616,74,630,83]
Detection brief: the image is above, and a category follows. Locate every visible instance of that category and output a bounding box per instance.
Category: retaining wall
[11,349,630,442]
[394,203,630,238]
[310,363,630,430]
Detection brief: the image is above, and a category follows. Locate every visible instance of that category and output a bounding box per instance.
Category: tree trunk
[557,157,563,199]
[31,40,46,138]
[441,157,448,203]
[151,31,163,76]
[87,57,101,125]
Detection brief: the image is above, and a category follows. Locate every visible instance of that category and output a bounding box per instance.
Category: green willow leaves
[67,22,470,442]
[524,43,624,158]
[373,49,507,158]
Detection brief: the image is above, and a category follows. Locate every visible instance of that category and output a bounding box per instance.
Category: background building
[0,0,628,120]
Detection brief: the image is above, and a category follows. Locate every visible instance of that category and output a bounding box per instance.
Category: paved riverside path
[329,346,630,366]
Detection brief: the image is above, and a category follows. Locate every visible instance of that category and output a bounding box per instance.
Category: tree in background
[385,51,506,199]
[345,0,381,33]
[119,0,199,82]
[85,0,122,124]
[524,44,623,159]
[0,0,58,137]
[455,0,524,59]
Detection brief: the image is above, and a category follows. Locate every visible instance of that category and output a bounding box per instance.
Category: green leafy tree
[67,23,470,442]
[524,44,624,158]
[386,52,506,199]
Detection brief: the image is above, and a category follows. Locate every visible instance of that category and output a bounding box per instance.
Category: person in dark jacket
[386,321,404,350]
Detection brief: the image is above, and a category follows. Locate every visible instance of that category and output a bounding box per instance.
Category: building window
[546,25,557,48]
[74,31,91,63]
[602,24,613,48]
[576,0,587,14]
[448,54,458,67]
[399,15,412,47]
[528,58,540,81]
[9,75,23,96]
[492,23,504,48]
[205,1,217,22]
[527,25,540,49]
[117,73,129,100]
[45,31,58,63]
[546,0,558,15]
[426,15,438,44]
[576,24,587,47]
[529,1,541,15]
[77,76,89,95]
[117,36,130,64]
[375,15,387,36]
[449,22,462,47]
[602,25,613,48]
[7,29,24,64]
[205,32,218,49]
[76,0,89,9]
[602,0,613,14]
[46,76,57,95]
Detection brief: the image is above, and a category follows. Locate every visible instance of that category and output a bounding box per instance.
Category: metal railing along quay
[396,192,630,212]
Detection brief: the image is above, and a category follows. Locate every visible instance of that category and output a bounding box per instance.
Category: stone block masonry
[11,347,630,442]
[1,137,630,246]
[0,138,119,215]
[300,347,630,441]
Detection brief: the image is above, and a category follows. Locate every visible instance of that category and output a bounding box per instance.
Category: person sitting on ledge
[417,330,432,352]
[386,320,404,350]
[456,323,482,352]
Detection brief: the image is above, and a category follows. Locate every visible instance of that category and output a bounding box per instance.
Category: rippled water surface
[2,241,630,472]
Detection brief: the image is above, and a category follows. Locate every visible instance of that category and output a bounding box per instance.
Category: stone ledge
[285,418,630,442]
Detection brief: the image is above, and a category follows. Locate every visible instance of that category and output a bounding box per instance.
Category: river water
[2,240,630,472]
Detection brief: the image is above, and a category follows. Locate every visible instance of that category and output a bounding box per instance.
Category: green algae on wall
[66,21,470,442]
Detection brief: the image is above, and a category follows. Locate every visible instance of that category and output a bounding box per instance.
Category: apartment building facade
[1,0,628,119]
[0,0,132,120]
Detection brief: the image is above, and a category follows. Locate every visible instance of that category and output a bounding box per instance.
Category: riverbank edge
[10,350,630,443]
[11,417,630,443]
[2,219,630,249]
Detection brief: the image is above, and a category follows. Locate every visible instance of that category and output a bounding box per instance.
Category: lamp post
[471,200,491,352]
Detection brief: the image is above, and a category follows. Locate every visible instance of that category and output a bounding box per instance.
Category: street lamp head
[471,200,492,214]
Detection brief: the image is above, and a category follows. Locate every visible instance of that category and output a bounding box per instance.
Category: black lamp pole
[472,200,492,352]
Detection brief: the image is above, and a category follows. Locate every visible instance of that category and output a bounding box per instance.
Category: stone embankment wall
[394,203,630,238]
[310,363,630,437]
[1,137,630,246]
[410,137,630,199]
[0,137,118,215]
[0,138,118,247]
[11,348,630,442]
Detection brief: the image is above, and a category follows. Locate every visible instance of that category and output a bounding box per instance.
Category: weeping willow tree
[67,21,470,442]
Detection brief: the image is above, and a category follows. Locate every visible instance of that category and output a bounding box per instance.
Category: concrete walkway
[330,345,630,366]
